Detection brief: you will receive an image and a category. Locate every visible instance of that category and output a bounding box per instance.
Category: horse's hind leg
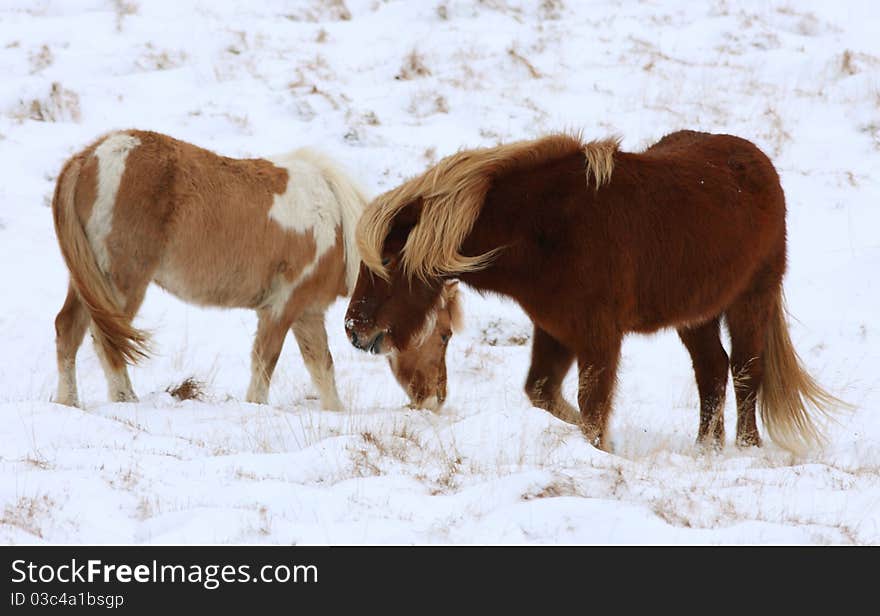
[91,324,137,402]
[725,267,782,447]
[54,282,90,406]
[291,308,343,411]
[55,277,148,404]
[525,325,578,423]
[677,317,728,448]
[246,309,292,404]
[91,281,150,403]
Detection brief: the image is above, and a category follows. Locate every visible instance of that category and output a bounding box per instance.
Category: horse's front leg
[524,325,578,423]
[576,332,623,451]
[291,308,343,411]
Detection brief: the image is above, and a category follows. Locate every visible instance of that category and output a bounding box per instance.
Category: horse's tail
[294,148,369,294]
[52,155,150,369]
[759,291,850,452]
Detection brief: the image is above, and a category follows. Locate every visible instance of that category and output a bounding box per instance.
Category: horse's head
[346,263,461,410]
[387,280,462,409]
[346,148,499,407]
[345,198,464,409]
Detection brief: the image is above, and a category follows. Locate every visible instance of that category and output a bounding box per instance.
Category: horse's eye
[441,333,450,343]
[381,257,391,266]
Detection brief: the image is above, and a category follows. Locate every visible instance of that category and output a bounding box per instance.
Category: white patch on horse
[262,155,344,319]
[87,133,141,273]
[264,261,320,321]
[410,307,438,348]
[407,290,452,348]
[267,156,340,259]
[287,148,368,293]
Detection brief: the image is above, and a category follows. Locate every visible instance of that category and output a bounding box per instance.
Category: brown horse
[51,130,456,410]
[344,130,847,452]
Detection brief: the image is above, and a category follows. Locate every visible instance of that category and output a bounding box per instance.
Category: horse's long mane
[357,133,619,282]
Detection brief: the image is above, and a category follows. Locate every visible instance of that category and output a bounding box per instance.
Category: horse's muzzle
[350,330,386,355]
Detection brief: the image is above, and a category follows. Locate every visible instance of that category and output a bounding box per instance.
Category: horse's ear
[384,197,424,252]
[443,280,464,332]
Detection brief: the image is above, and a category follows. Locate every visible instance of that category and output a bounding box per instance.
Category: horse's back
[606,131,787,330]
[643,130,783,200]
[644,129,709,152]
[62,130,347,310]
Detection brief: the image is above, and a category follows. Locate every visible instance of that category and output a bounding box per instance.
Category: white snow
[1,0,878,544]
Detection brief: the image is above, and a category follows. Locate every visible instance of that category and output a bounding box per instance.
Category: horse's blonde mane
[357,133,619,282]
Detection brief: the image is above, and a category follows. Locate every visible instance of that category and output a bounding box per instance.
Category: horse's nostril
[368,332,384,355]
[350,331,360,348]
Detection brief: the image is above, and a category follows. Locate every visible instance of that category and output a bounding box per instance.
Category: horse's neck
[271,148,367,295]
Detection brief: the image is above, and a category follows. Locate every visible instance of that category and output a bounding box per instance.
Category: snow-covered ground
[1,0,878,544]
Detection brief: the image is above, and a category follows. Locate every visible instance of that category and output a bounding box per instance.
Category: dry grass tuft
[29,44,53,74]
[359,424,424,465]
[285,0,351,23]
[108,465,141,490]
[289,67,340,110]
[166,377,206,402]
[112,0,138,32]
[539,0,564,20]
[326,0,351,20]
[480,318,530,346]
[508,46,542,78]
[137,44,187,71]
[432,455,463,493]
[23,453,53,470]
[859,122,880,150]
[397,49,431,80]
[16,82,81,123]
[1,495,55,538]
[408,91,449,117]
[838,50,880,78]
[136,495,160,521]
[257,505,272,535]
[762,107,791,155]
[840,50,856,76]
[350,444,383,478]
[522,476,580,500]
[651,497,694,527]
[361,110,380,125]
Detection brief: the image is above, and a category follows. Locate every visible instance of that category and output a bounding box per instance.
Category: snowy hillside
[1,0,878,544]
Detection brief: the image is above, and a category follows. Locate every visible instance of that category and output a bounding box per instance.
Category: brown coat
[347,131,846,452]
[52,130,452,410]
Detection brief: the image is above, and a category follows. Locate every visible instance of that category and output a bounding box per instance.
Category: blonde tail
[51,156,150,369]
[760,292,851,452]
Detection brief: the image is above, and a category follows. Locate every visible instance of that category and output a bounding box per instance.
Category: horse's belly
[630,253,758,332]
[152,258,266,308]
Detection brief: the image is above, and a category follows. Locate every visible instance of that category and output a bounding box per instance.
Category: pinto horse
[344,130,846,452]
[52,130,457,410]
